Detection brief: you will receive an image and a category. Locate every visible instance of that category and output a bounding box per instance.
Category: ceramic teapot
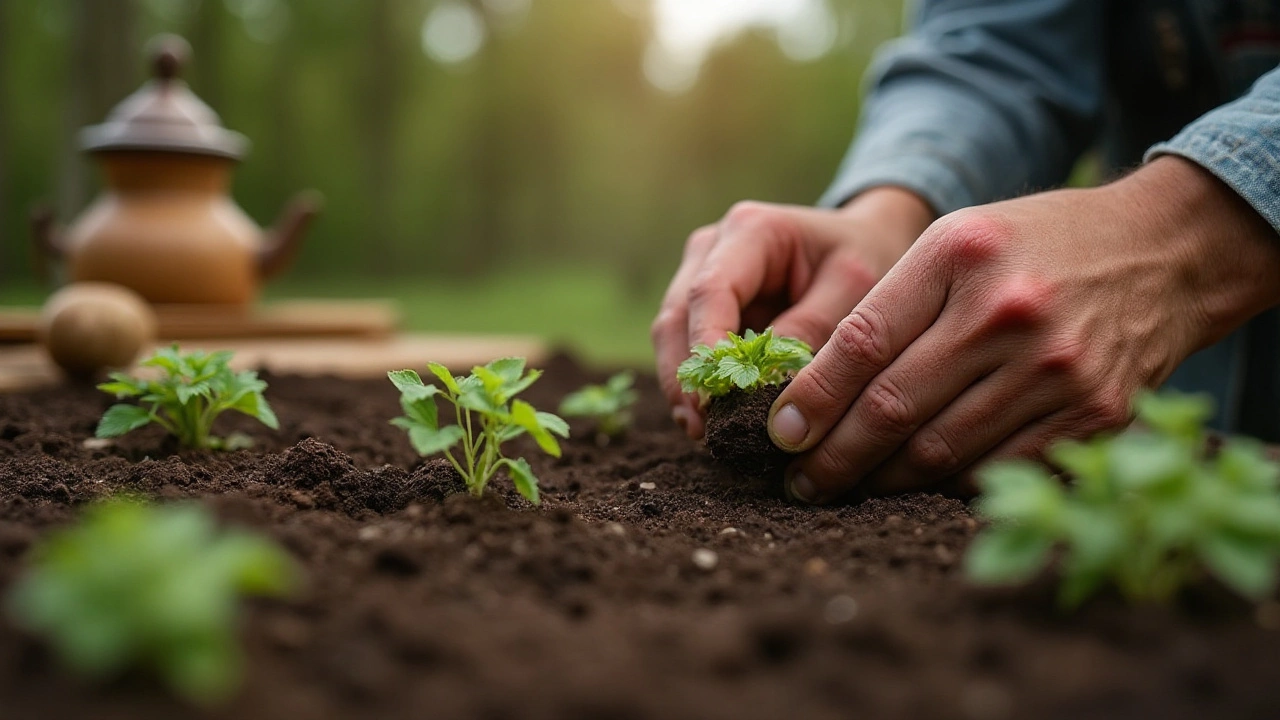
[31,35,318,305]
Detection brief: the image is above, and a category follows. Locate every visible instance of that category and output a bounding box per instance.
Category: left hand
[768,157,1280,503]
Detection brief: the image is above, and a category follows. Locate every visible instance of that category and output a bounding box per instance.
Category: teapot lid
[80,35,248,160]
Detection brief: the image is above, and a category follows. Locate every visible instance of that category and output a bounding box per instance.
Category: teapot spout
[259,190,322,280]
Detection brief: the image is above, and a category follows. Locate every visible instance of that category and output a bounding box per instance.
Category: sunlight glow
[422,1,488,65]
[644,0,838,93]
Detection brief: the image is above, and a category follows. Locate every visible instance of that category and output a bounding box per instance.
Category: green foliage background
[0,0,906,364]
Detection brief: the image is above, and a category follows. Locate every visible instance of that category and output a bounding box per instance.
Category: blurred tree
[1,0,905,289]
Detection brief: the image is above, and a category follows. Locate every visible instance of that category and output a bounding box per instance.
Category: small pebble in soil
[605,522,627,537]
[823,595,859,624]
[719,527,740,537]
[692,548,719,571]
[358,525,384,542]
[639,482,656,490]
[804,558,828,577]
[81,437,113,450]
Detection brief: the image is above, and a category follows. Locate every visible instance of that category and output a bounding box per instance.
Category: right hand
[651,187,936,439]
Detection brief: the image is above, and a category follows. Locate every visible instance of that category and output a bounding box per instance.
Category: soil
[704,383,792,481]
[2,354,1280,719]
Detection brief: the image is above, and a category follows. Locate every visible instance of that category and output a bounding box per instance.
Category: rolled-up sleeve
[820,0,1106,215]
[1146,66,1280,233]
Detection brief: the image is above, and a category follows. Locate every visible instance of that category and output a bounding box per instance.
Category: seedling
[965,390,1280,608]
[559,371,638,438]
[6,498,300,705]
[389,358,569,504]
[677,327,812,400]
[96,345,279,450]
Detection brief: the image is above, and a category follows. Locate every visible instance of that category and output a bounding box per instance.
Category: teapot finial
[148,34,190,82]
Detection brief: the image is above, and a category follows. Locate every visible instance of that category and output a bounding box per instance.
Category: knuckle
[981,276,1053,331]
[808,441,859,489]
[723,200,785,236]
[684,226,717,258]
[934,211,1016,268]
[1037,334,1090,377]
[830,306,893,368]
[906,426,965,476]
[687,271,726,308]
[1082,392,1131,430]
[861,378,917,438]
[649,308,681,343]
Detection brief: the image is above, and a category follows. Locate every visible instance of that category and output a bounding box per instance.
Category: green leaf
[974,461,1062,523]
[512,400,560,457]
[486,357,526,384]
[96,404,155,438]
[501,457,540,505]
[964,524,1054,586]
[535,411,571,438]
[426,362,460,394]
[1134,390,1211,440]
[227,391,279,430]
[1198,530,1278,599]
[715,357,762,390]
[1106,434,1191,491]
[408,425,465,456]
[387,369,425,394]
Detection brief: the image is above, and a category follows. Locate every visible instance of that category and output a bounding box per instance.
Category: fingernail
[770,403,808,449]
[672,406,692,433]
[788,469,818,505]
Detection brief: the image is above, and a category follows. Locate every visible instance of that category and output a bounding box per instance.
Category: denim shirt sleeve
[1146,66,1280,233]
[820,0,1106,215]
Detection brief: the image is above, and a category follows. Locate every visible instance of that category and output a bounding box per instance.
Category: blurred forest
[0,0,906,362]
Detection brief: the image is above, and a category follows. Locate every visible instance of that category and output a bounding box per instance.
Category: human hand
[652,188,935,438]
[770,157,1280,503]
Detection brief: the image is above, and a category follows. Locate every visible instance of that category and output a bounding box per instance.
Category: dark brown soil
[705,383,791,480]
[2,354,1280,719]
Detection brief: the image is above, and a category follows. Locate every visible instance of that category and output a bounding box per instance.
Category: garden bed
[1,355,1278,719]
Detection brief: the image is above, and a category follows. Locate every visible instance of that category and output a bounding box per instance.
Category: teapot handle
[259,190,322,280]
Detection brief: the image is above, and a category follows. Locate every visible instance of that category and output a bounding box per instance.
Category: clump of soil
[705,382,791,480]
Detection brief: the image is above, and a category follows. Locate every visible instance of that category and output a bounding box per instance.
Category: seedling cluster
[6,499,299,705]
[966,391,1280,607]
[96,345,278,450]
[559,371,638,438]
[389,358,569,504]
[677,327,812,399]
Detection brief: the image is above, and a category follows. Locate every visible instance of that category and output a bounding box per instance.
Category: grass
[4,265,665,368]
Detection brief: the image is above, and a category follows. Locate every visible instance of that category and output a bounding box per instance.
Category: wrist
[837,186,937,260]
[1110,156,1280,351]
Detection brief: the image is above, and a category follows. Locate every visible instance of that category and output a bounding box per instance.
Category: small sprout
[96,345,279,450]
[965,390,1280,608]
[389,358,569,504]
[558,371,639,438]
[6,498,300,705]
[676,327,812,400]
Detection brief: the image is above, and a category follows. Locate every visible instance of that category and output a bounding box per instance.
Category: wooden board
[0,299,400,342]
[0,334,549,393]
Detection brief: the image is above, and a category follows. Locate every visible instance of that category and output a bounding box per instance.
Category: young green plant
[965,390,1280,608]
[6,498,300,705]
[389,358,569,504]
[558,371,638,438]
[677,327,812,400]
[96,345,278,450]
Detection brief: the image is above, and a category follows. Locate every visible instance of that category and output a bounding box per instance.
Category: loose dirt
[1,354,1278,719]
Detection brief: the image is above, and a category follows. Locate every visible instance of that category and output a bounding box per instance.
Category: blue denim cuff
[1144,69,1280,235]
